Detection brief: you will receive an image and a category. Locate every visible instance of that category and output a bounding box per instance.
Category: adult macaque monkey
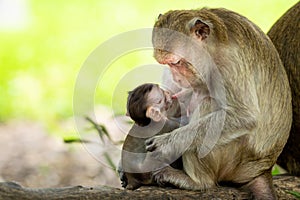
[268,2,300,176]
[145,8,292,199]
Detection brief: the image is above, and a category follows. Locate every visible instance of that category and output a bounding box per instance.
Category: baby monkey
[119,83,189,190]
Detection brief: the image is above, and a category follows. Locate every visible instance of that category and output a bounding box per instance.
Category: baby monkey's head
[127,83,176,126]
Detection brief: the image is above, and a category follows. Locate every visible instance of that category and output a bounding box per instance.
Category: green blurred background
[0,0,298,135]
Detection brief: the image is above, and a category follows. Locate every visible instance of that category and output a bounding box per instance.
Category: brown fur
[268,2,300,176]
[145,8,292,199]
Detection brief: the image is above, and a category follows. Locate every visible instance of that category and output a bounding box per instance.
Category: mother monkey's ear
[189,18,210,40]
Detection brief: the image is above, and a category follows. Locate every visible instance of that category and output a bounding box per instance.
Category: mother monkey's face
[152,10,212,90]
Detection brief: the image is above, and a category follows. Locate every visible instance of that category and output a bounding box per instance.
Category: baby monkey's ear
[146,106,163,122]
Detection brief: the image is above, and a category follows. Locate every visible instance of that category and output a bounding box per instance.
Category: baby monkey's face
[147,85,175,114]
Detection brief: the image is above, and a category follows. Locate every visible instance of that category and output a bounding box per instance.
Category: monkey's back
[209,8,292,160]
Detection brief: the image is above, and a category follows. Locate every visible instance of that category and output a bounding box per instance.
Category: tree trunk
[268,1,300,176]
[0,175,299,200]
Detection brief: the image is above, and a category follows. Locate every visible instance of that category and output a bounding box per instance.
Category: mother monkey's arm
[145,95,257,161]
